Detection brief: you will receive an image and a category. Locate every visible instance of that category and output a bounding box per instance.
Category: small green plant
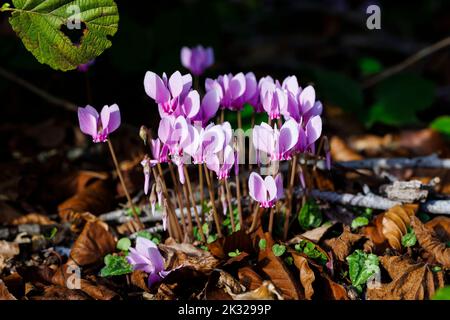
[258,239,267,250]
[351,217,369,230]
[116,238,131,252]
[298,198,322,230]
[100,254,133,277]
[228,249,241,257]
[272,244,286,257]
[346,250,380,293]
[401,227,417,248]
[294,240,328,265]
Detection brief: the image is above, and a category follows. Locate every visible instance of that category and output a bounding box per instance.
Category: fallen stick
[301,189,450,215]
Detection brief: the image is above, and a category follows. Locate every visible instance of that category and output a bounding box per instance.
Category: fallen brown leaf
[382,204,417,250]
[425,216,450,243]
[291,252,315,299]
[32,286,90,300]
[160,238,219,274]
[0,240,20,259]
[228,281,283,300]
[79,278,118,300]
[11,213,55,225]
[131,270,149,292]
[330,136,363,162]
[238,266,263,291]
[362,213,388,253]
[70,220,116,266]
[58,180,114,218]
[323,226,364,262]
[0,279,16,300]
[366,255,444,300]
[320,274,348,300]
[411,216,450,268]
[257,232,301,300]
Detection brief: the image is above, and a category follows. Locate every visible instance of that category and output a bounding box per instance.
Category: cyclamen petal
[77,104,121,143]
[248,172,281,208]
[180,45,214,76]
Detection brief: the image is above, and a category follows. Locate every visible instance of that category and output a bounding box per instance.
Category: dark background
[0,0,449,157]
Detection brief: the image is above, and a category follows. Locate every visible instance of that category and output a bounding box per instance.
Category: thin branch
[0,65,78,112]
[363,36,450,88]
[302,189,450,215]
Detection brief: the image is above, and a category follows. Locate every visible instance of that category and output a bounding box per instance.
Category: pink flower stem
[168,162,189,236]
[107,139,143,229]
[224,179,236,232]
[203,164,223,238]
[284,155,298,240]
[199,165,205,223]
[248,203,261,233]
[234,173,244,229]
[268,205,276,234]
[183,166,206,242]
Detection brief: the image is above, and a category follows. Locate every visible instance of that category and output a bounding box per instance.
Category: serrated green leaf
[346,250,380,291]
[351,217,369,230]
[8,0,119,71]
[100,254,133,277]
[298,199,323,230]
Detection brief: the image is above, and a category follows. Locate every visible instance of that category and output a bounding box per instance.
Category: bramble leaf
[7,0,119,71]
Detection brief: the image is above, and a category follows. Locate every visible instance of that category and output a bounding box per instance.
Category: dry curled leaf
[11,213,55,225]
[58,180,114,218]
[238,267,264,291]
[323,226,364,262]
[131,270,149,292]
[79,278,118,300]
[257,232,301,300]
[411,216,450,268]
[227,281,283,300]
[289,222,335,244]
[291,252,315,300]
[159,238,219,274]
[382,204,418,250]
[0,279,16,300]
[362,213,388,252]
[70,220,116,266]
[320,274,348,300]
[32,286,90,300]
[425,216,450,243]
[366,255,444,300]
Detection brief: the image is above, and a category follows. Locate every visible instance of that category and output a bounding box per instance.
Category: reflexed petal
[299,85,315,113]
[199,88,220,123]
[78,107,98,138]
[275,173,284,199]
[158,118,173,144]
[205,154,220,174]
[306,116,322,145]
[182,90,200,119]
[101,104,121,134]
[264,176,277,201]
[144,71,170,103]
[147,247,165,272]
[252,124,274,155]
[248,172,267,203]
[222,145,235,171]
[136,236,158,255]
[279,119,299,153]
[169,71,184,98]
[229,72,246,99]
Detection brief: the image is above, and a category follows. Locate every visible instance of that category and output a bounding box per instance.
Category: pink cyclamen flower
[260,80,287,120]
[205,73,247,111]
[184,123,225,164]
[141,155,151,195]
[295,115,322,154]
[127,237,172,288]
[248,172,283,208]
[252,119,299,161]
[191,87,221,127]
[206,144,235,180]
[77,104,121,143]
[180,45,214,76]
[144,70,199,119]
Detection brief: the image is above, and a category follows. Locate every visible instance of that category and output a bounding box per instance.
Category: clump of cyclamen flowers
[136,46,327,242]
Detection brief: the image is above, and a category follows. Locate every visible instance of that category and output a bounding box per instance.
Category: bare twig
[301,189,450,215]
[0,66,78,112]
[363,36,450,88]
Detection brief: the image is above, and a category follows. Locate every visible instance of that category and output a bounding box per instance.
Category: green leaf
[45,227,58,240]
[284,256,293,266]
[351,217,369,230]
[258,239,267,250]
[1,3,11,11]
[116,237,131,252]
[136,230,152,240]
[294,240,328,265]
[100,254,133,277]
[401,227,417,248]
[430,116,450,138]
[346,250,380,291]
[125,206,141,217]
[359,57,383,76]
[228,249,241,258]
[417,212,431,223]
[432,286,450,300]
[298,199,323,230]
[207,234,217,244]
[366,74,436,127]
[272,244,286,257]
[8,0,119,71]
